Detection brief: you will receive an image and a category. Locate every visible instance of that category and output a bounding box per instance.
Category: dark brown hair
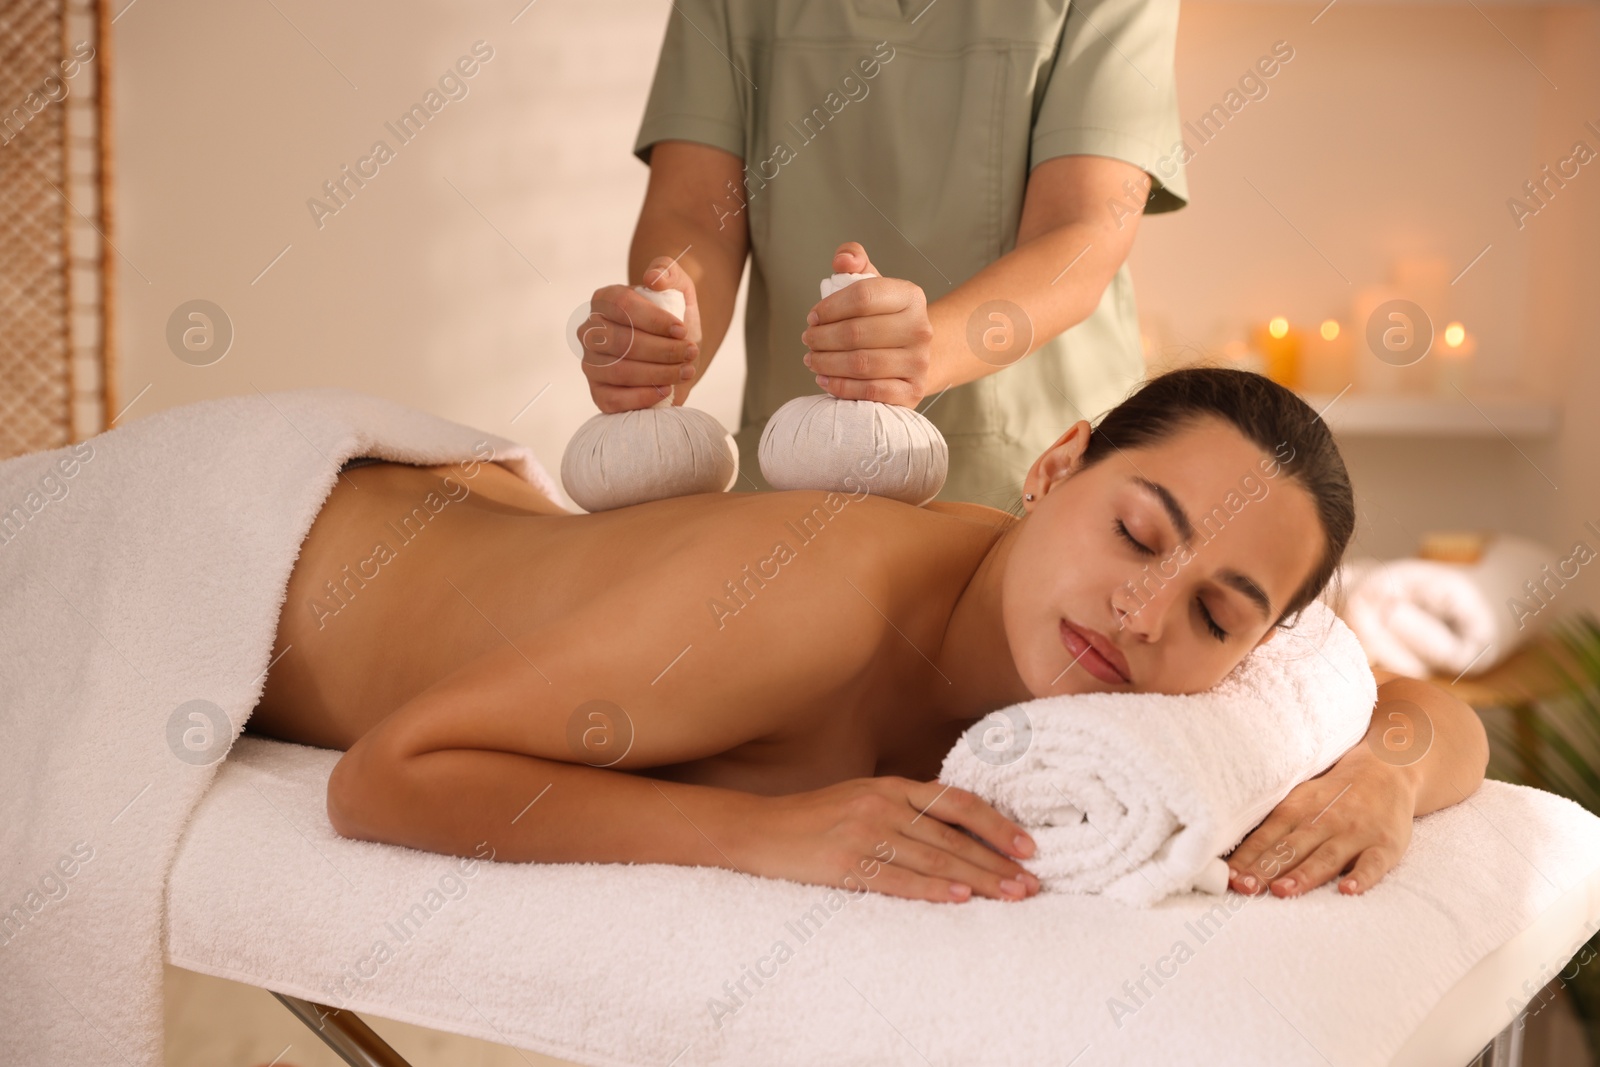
[1077,366,1355,626]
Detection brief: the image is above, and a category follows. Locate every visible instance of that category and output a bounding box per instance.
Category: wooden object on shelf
[1418,530,1490,564]
[1433,631,1572,710]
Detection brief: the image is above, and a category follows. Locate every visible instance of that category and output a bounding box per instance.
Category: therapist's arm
[803,153,1153,403]
[628,141,750,388]
[927,153,1151,393]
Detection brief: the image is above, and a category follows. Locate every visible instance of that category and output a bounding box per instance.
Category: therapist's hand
[1224,738,1417,898]
[578,255,702,413]
[800,242,933,406]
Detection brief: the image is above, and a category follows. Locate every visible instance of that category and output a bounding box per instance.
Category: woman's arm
[329,725,760,867]
[326,562,1040,902]
[1223,672,1490,897]
[331,736,1037,903]
[1369,671,1492,817]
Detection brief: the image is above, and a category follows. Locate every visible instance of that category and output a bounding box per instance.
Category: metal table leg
[1469,1007,1526,1067]
[271,991,417,1067]
[272,986,1530,1067]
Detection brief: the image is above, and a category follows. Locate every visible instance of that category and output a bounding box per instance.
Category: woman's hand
[737,776,1041,903]
[800,241,934,407]
[579,255,703,413]
[1224,739,1419,898]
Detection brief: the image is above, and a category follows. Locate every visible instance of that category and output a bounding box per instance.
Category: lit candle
[1434,321,1475,396]
[1250,317,1301,388]
[1351,284,1432,395]
[1299,318,1353,395]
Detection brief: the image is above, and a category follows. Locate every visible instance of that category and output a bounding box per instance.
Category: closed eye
[1113,519,1154,556]
[1119,517,1229,641]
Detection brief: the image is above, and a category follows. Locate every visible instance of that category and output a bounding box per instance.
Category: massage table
[167,736,1600,1067]
[7,389,1595,1066]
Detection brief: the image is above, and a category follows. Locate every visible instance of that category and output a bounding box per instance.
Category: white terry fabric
[1338,535,1559,678]
[758,273,948,505]
[169,738,1600,1067]
[561,285,739,512]
[0,388,556,1067]
[940,600,1376,906]
[819,270,877,299]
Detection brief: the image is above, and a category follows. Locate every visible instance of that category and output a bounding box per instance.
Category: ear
[1021,420,1093,512]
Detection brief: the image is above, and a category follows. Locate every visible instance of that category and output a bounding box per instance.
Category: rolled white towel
[939,600,1375,906]
[1338,535,1560,678]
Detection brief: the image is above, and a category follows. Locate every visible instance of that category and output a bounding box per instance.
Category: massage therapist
[575,0,1187,507]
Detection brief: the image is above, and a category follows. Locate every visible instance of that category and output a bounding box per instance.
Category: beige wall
[1126,0,1599,613]
[112,0,748,510]
[113,0,1597,611]
[1523,4,1600,619]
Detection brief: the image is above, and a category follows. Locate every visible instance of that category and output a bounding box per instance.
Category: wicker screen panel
[0,0,111,459]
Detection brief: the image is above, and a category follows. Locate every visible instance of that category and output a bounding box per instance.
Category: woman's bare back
[251,459,1011,792]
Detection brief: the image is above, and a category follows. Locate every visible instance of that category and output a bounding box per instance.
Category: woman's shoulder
[920,499,1016,527]
[756,490,1013,542]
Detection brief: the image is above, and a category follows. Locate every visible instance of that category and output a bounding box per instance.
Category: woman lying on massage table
[247,367,1488,907]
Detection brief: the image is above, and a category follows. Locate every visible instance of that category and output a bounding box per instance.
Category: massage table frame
[272,992,413,1067]
[267,989,1531,1067]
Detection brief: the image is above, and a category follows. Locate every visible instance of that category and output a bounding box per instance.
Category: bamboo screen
[0,0,112,459]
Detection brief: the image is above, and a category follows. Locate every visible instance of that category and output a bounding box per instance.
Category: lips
[1059,618,1131,685]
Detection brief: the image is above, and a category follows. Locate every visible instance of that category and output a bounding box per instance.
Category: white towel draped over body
[1337,535,1561,679]
[0,389,551,1067]
[939,600,1376,906]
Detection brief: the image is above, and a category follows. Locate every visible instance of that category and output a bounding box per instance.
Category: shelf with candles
[1234,314,1556,439]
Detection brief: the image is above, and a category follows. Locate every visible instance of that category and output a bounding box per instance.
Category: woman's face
[1003,415,1325,697]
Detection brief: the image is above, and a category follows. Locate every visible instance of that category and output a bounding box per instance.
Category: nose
[1114,571,1181,642]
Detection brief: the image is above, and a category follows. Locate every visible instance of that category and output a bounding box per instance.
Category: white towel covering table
[5,387,1596,1067]
[167,737,1600,1067]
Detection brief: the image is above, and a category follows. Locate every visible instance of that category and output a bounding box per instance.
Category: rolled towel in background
[1336,534,1561,678]
[939,599,1375,906]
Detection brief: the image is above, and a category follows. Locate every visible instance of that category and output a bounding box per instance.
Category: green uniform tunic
[633,0,1188,507]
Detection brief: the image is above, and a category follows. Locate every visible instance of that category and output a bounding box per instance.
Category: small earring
[1024,493,1034,501]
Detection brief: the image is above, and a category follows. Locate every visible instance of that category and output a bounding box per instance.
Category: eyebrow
[1216,568,1273,621]
[1129,476,1274,621]
[1132,476,1195,543]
